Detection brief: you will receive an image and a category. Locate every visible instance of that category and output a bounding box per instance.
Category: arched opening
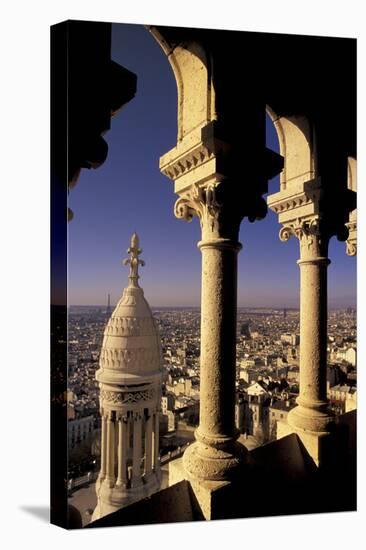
[68,23,202,310]
[238,112,299,313]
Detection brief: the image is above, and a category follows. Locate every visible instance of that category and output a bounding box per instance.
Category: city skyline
[68,23,356,309]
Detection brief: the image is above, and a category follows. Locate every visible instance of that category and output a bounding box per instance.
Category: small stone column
[116,415,128,487]
[153,412,159,471]
[100,413,107,480]
[173,183,248,482]
[144,410,153,476]
[131,412,143,488]
[279,218,334,435]
[268,162,355,467]
[105,411,116,486]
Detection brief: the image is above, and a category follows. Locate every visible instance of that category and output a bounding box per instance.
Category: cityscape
[67,303,357,525]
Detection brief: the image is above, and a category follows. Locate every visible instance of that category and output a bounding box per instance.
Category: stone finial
[123,233,145,287]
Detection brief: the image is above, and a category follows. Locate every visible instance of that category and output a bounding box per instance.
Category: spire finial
[122,232,145,287]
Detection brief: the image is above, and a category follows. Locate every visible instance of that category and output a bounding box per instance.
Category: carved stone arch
[347,156,357,193]
[266,106,316,191]
[148,27,213,142]
[345,156,357,256]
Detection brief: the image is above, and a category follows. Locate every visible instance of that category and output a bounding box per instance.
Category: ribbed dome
[96,234,162,384]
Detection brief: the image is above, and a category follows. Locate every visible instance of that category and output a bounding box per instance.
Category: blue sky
[68,23,356,308]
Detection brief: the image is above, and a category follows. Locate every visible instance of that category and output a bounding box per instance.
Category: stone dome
[96,234,162,385]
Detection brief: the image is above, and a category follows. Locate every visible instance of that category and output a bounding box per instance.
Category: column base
[169,457,246,520]
[277,411,336,468]
[287,404,335,433]
[182,439,248,482]
[92,471,161,521]
[131,477,143,489]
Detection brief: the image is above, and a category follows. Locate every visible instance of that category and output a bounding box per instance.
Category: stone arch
[347,156,357,193]
[148,27,214,143]
[266,106,316,191]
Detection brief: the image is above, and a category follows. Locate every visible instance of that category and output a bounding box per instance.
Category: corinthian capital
[345,218,357,257]
[174,182,221,235]
[174,179,267,242]
[279,216,330,259]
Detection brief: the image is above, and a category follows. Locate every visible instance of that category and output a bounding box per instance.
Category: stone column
[105,411,115,486]
[116,414,128,486]
[267,146,355,467]
[131,412,143,488]
[279,218,334,435]
[144,410,153,476]
[153,412,159,471]
[100,413,107,480]
[172,182,248,482]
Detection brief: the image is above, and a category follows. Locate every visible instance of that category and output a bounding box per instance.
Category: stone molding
[100,388,155,405]
[104,316,156,337]
[161,141,218,182]
[270,191,314,216]
[100,347,160,371]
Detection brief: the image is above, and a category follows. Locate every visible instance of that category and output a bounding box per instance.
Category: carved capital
[174,182,221,234]
[174,180,266,241]
[279,216,329,259]
[345,220,357,257]
[346,240,357,257]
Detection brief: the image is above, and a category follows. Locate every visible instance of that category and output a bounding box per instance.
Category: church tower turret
[92,233,162,521]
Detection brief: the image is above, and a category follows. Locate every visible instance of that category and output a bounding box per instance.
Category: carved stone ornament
[100,388,155,405]
[278,216,331,259]
[161,143,216,181]
[279,217,320,243]
[122,232,145,287]
[345,220,357,257]
[104,316,155,338]
[174,182,222,234]
[346,240,357,256]
[100,347,160,371]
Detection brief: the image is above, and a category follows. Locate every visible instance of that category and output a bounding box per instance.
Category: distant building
[235,396,246,433]
[68,415,94,449]
[281,333,300,346]
[328,384,357,414]
[287,366,300,383]
[239,367,258,384]
[345,390,357,413]
[161,392,175,414]
[240,321,251,339]
[269,399,295,440]
[243,382,270,441]
[335,346,356,366]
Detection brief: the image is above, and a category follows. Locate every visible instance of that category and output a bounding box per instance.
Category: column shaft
[132,414,143,487]
[153,412,159,471]
[287,247,334,434]
[298,259,328,407]
[117,417,128,486]
[100,414,107,478]
[198,242,239,439]
[183,239,247,481]
[106,414,115,484]
[145,412,153,476]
